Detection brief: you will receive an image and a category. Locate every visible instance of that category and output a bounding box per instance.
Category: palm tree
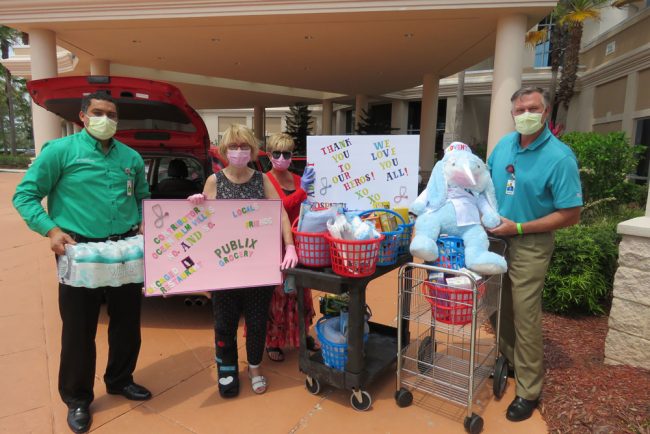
[554,0,610,114]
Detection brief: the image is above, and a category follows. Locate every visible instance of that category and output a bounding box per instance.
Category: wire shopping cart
[394,239,508,433]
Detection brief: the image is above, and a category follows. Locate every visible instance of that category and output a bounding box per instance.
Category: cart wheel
[305,376,321,395]
[350,390,372,411]
[463,413,484,434]
[417,336,436,374]
[394,388,413,408]
[492,355,509,399]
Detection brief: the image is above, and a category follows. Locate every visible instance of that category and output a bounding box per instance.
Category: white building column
[335,109,346,135]
[444,96,458,145]
[90,58,110,75]
[253,105,265,142]
[391,100,408,134]
[420,73,440,174]
[354,94,368,132]
[486,14,527,155]
[30,29,60,155]
[322,100,333,135]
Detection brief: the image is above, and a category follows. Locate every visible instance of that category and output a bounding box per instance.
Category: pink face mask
[227,149,251,168]
[271,156,292,171]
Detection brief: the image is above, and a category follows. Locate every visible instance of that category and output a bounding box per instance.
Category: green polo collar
[79,128,116,153]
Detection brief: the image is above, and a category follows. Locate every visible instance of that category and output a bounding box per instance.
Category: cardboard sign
[143,199,282,296]
[306,135,419,210]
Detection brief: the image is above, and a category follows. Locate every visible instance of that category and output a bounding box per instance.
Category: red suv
[28,76,211,199]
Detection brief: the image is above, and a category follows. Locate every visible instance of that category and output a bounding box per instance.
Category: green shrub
[0,153,32,168]
[561,131,645,205]
[543,207,643,315]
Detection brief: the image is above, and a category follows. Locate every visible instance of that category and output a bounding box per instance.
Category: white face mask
[86,115,117,140]
[514,112,544,136]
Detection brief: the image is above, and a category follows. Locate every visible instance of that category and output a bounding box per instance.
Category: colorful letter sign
[306,135,419,210]
[143,199,282,296]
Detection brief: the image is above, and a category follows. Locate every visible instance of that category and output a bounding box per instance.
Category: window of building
[533,15,554,68]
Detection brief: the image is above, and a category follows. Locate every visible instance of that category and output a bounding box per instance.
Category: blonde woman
[188,124,297,397]
[264,133,318,362]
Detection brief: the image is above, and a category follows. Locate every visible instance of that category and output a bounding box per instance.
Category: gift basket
[325,214,384,277]
[357,208,406,266]
[422,236,485,325]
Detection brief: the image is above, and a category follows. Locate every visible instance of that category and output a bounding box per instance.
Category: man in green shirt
[13,92,152,434]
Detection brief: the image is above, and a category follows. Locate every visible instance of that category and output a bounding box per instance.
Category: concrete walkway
[0,172,548,433]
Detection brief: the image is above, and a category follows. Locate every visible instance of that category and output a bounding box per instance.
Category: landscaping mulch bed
[541,313,650,434]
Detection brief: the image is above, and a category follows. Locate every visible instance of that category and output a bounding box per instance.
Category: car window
[157,156,204,183]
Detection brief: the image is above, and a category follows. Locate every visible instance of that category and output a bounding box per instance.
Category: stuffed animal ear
[424,160,448,211]
[409,189,429,216]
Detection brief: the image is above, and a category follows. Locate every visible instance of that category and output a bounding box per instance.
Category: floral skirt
[266,284,316,349]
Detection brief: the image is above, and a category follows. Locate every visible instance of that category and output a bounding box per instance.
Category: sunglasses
[271,151,292,159]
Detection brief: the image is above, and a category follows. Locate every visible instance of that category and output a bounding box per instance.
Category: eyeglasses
[227,143,251,151]
[271,151,292,159]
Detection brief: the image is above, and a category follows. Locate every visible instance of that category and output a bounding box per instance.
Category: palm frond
[525,29,548,49]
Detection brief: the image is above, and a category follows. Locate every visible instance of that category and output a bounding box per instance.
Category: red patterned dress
[265,171,316,349]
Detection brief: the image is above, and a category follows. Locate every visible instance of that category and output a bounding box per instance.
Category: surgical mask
[514,112,544,135]
[227,149,251,168]
[85,115,117,140]
[271,156,291,171]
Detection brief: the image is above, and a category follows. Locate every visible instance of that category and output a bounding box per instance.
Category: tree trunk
[548,20,566,123]
[0,41,16,156]
[453,70,465,142]
[556,22,583,111]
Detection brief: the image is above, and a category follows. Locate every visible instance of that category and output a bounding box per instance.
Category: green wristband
[516,222,523,235]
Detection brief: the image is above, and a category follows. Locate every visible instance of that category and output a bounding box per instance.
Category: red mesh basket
[325,233,385,278]
[292,219,331,267]
[423,281,486,325]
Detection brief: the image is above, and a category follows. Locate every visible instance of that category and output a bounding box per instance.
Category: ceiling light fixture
[131,39,142,43]
[304,35,314,40]
[211,37,220,43]
[403,33,414,38]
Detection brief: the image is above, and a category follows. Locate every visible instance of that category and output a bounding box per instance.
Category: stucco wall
[637,67,650,112]
[581,13,650,71]
[594,77,627,118]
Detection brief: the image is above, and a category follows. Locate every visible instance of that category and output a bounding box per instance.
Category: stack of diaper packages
[57,235,144,288]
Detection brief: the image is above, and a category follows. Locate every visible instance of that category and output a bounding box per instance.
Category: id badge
[127,179,133,196]
[505,178,515,196]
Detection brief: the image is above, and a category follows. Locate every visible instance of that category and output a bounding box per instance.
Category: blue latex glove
[300,167,316,191]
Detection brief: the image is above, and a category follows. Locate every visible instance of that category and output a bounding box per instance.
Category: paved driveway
[0,172,547,433]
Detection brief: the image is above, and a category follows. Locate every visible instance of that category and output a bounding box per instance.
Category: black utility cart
[287,255,411,411]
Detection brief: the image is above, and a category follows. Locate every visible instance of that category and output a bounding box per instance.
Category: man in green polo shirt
[13,92,152,434]
[487,87,582,422]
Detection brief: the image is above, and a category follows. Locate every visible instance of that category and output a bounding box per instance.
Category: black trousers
[58,282,142,408]
[212,286,274,368]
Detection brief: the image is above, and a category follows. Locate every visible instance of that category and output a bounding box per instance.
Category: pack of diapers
[57,235,144,288]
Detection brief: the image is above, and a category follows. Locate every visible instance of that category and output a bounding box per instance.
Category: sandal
[306,335,321,352]
[266,346,285,362]
[217,365,240,398]
[248,367,267,394]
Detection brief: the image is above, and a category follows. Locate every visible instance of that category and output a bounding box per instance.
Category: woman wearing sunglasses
[187,124,298,398]
[264,133,318,362]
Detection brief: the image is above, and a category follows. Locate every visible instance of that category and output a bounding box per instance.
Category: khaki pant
[497,232,554,400]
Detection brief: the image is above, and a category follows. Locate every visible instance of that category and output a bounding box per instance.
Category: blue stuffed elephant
[409,142,507,275]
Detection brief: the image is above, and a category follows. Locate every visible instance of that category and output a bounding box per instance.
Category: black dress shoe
[506,396,539,421]
[67,406,91,433]
[107,382,152,400]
